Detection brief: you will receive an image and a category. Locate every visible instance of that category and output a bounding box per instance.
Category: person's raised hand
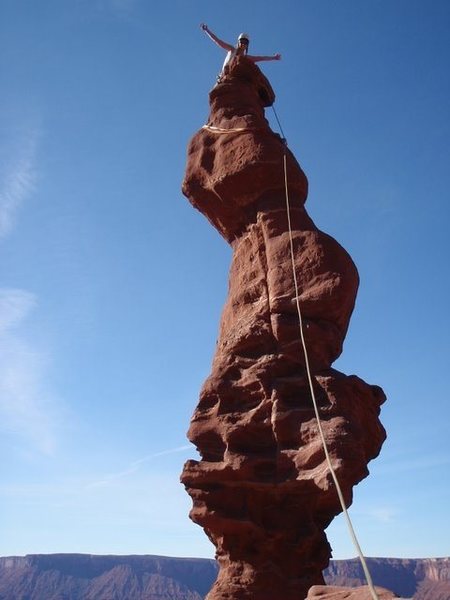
[200,23,208,31]
[274,53,281,60]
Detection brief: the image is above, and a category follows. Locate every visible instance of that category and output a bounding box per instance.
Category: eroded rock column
[181,57,386,600]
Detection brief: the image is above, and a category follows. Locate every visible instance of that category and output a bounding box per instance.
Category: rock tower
[181,57,386,600]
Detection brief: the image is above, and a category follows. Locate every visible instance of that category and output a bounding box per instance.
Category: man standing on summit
[200,24,281,79]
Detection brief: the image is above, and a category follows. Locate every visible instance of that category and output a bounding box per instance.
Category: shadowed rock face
[181,57,387,600]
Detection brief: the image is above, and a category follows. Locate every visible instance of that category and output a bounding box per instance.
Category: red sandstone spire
[181,56,388,600]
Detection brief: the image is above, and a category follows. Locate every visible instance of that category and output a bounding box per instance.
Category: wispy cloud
[86,444,192,488]
[0,444,193,499]
[0,128,38,239]
[0,289,61,455]
[0,289,36,333]
[365,506,398,524]
[0,123,64,455]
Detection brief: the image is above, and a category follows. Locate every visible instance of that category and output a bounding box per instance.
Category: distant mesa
[0,554,449,599]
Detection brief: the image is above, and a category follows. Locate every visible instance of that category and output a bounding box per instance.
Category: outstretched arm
[200,23,234,52]
[248,53,282,63]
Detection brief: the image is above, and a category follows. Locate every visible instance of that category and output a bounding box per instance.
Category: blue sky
[0,0,449,561]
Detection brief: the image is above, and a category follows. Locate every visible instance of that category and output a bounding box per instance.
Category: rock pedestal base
[307,584,397,599]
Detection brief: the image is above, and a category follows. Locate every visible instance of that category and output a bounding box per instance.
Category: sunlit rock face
[306,584,396,599]
[181,56,386,600]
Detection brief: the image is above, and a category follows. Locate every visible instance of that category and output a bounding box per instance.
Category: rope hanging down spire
[277,109,380,600]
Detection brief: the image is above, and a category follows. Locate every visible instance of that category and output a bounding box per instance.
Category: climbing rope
[202,124,256,134]
[271,104,287,143]
[280,140,380,600]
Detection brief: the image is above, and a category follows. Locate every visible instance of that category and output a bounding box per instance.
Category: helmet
[238,32,250,43]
